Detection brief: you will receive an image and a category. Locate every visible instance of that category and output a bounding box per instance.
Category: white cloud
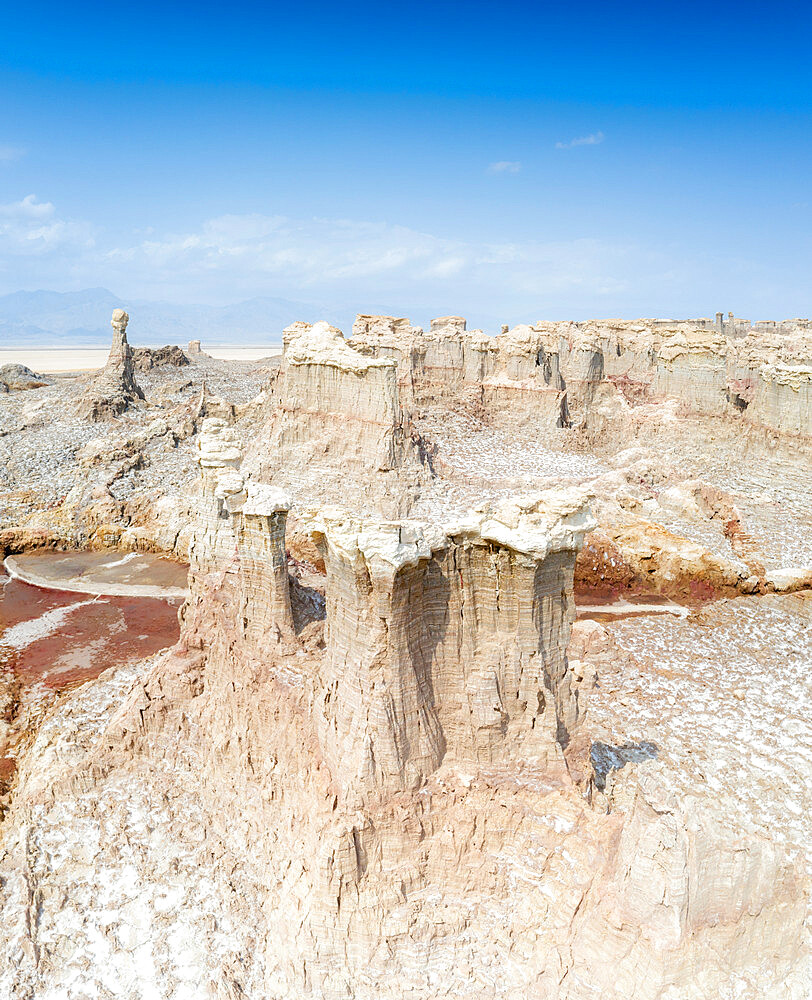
[487,161,522,174]
[0,195,95,256]
[555,131,605,149]
[0,145,25,163]
[6,194,788,323]
[0,198,659,316]
[98,212,641,314]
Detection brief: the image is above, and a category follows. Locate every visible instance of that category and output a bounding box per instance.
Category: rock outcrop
[303,489,594,804]
[131,344,190,370]
[347,314,812,438]
[76,309,145,421]
[242,321,431,517]
[266,321,425,472]
[1,305,810,1000]
[0,364,50,392]
[349,316,568,426]
[83,452,804,1000]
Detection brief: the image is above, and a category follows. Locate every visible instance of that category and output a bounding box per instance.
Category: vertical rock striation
[303,489,595,804]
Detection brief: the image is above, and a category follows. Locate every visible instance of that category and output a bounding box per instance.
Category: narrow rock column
[76,309,145,420]
[106,308,143,397]
[306,513,448,803]
[193,419,294,636]
[236,485,294,638]
[190,416,245,581]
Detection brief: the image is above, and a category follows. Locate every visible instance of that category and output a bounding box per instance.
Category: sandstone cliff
[54,440,798,999]
[242,321,431,517]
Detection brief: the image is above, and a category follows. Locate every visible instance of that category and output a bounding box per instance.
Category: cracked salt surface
[420,411,607,484]
[587,594,812,868]
[409,411,609,522]
[0,657,268,1000]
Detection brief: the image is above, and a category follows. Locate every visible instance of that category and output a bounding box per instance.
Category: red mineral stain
[0,577,181,691]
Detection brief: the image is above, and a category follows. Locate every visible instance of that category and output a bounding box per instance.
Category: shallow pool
[0,573,181,689]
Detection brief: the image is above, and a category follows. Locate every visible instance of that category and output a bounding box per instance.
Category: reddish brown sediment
[0,577,180,690]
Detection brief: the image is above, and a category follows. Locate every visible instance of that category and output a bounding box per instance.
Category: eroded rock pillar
[306,490,595,805]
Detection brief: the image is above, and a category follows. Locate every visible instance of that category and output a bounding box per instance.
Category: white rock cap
[243,482,292,516]
[285,320,395,374]
[303,487,594,579]
[446,488,595,559]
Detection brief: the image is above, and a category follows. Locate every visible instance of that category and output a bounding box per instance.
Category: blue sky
[1,0,811,330]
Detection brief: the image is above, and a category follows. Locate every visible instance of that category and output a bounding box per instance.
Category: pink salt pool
[0,573,181,690]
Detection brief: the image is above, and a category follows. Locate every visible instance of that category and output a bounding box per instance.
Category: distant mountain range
[0,288,349,348]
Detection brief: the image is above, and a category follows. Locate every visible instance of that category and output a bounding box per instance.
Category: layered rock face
[77,309,145,420]
[481,324,568,426]
[577,320,812,436]
[305,490,594,804]
[90,451,804,1000]
[350,313,497,404]
[241,321,430,518]
[347,313,812,439]
[258,321,424,473]
[751,363,812,435]
[653,328,731,415]
[350,316,568,426]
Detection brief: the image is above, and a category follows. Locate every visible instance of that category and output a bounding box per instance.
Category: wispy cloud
[0,194,95,257]
[0,194,739,320]
[555,131,605,150]
[100,211,638,307]
[487,160,522,174]
[0,145,26,163]
[0,196,632,306]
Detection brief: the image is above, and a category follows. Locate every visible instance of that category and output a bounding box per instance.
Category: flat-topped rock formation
[242,321,431,517]
[62,444,800,1000]
[303,489,594,804]
[349,313,812,438]
[270,321,425,471]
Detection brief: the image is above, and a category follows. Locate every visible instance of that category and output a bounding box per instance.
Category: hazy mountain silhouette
[0,288,345,347]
